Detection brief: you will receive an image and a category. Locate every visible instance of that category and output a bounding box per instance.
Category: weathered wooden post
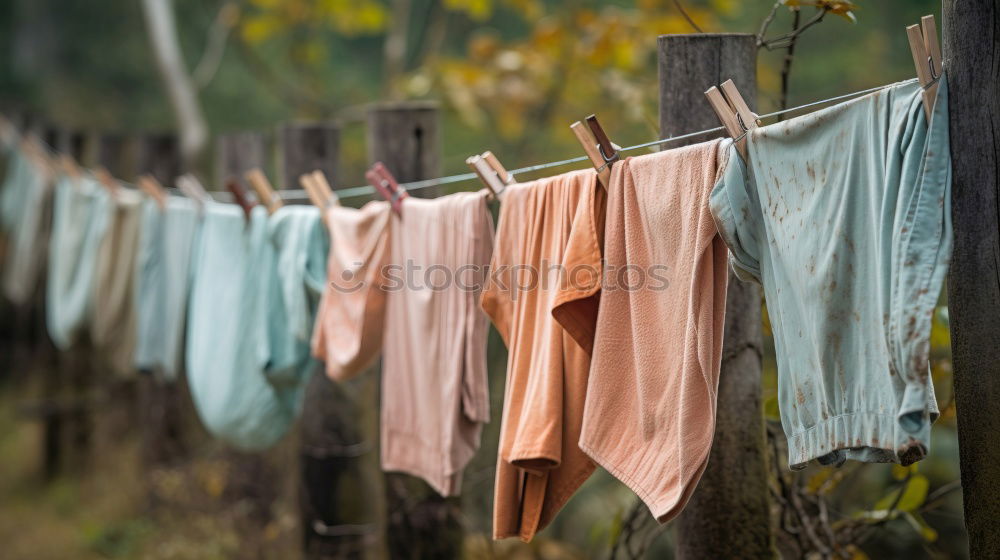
[58,129,92,469]
[943,3,1000,557]
[366,102,460,559]
[37,125,61,480]
[283,121,380,559]
[658,34,774,558]
[216,131,267,189]
[367,102,441,198]
[135,132,187,472]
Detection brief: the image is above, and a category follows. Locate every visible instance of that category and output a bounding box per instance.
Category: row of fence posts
[9,33,784,559]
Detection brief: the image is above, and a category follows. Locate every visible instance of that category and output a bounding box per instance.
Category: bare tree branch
[141,0,209,160]
[672,0,703,33]
[192,2,239,90]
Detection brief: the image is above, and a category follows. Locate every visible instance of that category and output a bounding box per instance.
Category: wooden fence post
[658,34,774,558]
[367,102,441,197]
[366,102,460,559]
[943,3,1000,557]
[216,131,267,189]
[57,129,92,469]
[282,121,379,559]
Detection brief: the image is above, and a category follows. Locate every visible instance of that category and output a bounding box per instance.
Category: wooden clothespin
[466,155,504,199]
[245,168,283,214]
[365,162,407,217]
[59,154,83,182]
[310,170,339,207]
[467,150,514,199]
[705,79,760,160]
[226,177,256,220]
[906,15,943,120]
[299,172,331,214]
[136,174,169,211]
[571,115,618,189]
[93,166,120,196]
[176,173,213,210]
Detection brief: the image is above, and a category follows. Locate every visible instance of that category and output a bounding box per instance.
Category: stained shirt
[709,78,951,468]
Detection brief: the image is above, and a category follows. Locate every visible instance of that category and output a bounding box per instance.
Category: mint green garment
[186,203,327,451]
[1,148,51,304]
[710,78,951,469]
[46,175,110,350]
[0,146,30,234]
[134,196,201,380]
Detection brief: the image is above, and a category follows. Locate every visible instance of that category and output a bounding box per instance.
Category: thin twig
[672,0,703,33]
[760,8,828,50]
[778,7,802,117]
[193,2,239,89]
[756,1,782,47]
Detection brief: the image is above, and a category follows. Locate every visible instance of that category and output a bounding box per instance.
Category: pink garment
[380,191,494,496]
[311,201,391,381]
[580,140,729,523]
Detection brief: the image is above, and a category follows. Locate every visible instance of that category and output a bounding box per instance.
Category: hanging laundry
[46,175,110,350]
[186,203,327,451]
[1,148,53,305]
[481,169,604,542]
[575,139,729,524]
[91,188,144,376]
[381,191,493,497]
[133,196,201,380]
[709,78,951,469]
[311,201,392,381]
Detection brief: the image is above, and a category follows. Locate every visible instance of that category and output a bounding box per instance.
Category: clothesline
[284,79,916,200]
[25,79,915,201]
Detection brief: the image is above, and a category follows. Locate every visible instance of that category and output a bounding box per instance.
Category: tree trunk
[658,34,775,559]
[943,3,1000,558]
[140,0,208,160]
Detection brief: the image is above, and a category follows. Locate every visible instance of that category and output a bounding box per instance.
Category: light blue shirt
[710,78,951,469]
[46,175,110,350]
[1,149,50,304]
[186,202,327,451]
[134,196,201,379]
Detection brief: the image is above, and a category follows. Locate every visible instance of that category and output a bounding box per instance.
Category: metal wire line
[27,79,915,201]
[296,78,915,200]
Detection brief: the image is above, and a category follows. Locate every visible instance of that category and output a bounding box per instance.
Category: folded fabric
[710,78,951,469]
[381,191,493,497]
[265,205,329,390]
[1,148,53,304]
[187,203,327,451]
[46,175,110,350]
[311,201,392,381]
[576,140,728,524]
[134,196,201,379]
[91,188,144,376]
[481,169,603,542]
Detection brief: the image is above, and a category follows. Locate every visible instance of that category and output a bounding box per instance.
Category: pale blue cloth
[1,149,51,304]
[710,78,951,469]
[186,203,327,451]
[46,175,110,350]
[134,196,201,380]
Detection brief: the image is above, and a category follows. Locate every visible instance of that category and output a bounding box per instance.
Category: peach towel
[481,170,605,541]
[579,140,729,523]
[311,201,391,381]
[381,191,494,496]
